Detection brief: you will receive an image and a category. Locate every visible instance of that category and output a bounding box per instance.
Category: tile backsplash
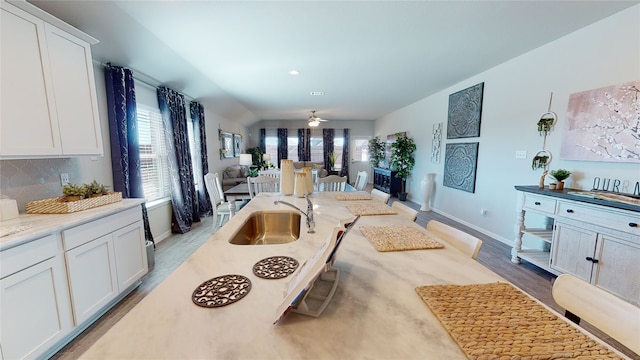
[0,158,81,212]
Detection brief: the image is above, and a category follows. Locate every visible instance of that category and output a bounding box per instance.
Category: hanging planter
[531,150,551,170]
[537,112,556,136]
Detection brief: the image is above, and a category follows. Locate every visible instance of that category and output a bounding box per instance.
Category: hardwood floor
[52,190,638,359]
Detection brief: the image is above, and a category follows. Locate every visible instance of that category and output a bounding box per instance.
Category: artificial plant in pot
[246,147,264,169]
[389,132,416,201]
[368,136,386,168]
[549,169,571,190]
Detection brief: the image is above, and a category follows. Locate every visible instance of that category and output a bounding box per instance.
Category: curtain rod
[97,60,195,102]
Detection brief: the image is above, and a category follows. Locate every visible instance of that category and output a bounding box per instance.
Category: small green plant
[549,169,571,182]
[62,183,88,200]
[328,152,338,169]
[531,155,549,170]
[85,180,108,196]
[247,168,259,177]
[368,136,386,168]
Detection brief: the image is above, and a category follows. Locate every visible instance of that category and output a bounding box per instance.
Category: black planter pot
[398,193,408,201]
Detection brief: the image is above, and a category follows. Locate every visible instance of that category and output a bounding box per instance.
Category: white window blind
[137,106,170,202]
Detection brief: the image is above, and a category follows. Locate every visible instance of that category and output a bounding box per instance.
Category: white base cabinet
[0,203,147,359]
[0,235,73,360]
[513,186,640,306]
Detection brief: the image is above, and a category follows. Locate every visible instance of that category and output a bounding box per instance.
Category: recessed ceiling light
[309,91,324,96]
[289,70,300,75]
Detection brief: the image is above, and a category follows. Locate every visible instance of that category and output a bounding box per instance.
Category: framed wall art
[431,123,442,163]
[560,80,640,163]
[233,134,242,157]
[220,131,234,159]
[447,82,484,139]
[443,142,479,193]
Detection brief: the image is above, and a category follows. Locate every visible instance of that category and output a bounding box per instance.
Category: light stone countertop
[0,199,145,251]
[79,193,625,359]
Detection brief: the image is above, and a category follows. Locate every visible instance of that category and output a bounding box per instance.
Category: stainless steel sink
[229,211,301,245]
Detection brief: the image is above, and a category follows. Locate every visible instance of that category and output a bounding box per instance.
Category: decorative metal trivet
[253,256,299,279]
[192,274,251,308]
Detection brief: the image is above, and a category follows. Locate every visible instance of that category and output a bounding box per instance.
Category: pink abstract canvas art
[560,80,640,163]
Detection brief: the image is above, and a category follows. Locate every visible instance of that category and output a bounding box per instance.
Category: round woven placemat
[253,256,299,279]
[192,274,251,308]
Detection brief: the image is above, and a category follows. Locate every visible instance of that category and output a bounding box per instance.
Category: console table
[513,185,640,306]
[373,167,402,197]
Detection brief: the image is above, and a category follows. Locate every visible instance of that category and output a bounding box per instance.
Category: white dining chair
[426,220,483,259]
[204,172,232,232]
[247,175,280,198]
[391,201,418,221]
[317,175,347,192]
[258,169,280,178]
[353,170,368,191]
[370,189,390,204]
[552,274,640,355]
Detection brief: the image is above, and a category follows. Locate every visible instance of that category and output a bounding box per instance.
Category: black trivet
[253,256,299,279]
[192,274,251,308]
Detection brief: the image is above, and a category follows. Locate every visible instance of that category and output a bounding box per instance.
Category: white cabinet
[0,235,73,360]
[0,1,102,158]
[63,207,147,326]
[514,186,640,306]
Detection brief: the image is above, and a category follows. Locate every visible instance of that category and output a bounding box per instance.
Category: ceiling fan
[308,110,328,127]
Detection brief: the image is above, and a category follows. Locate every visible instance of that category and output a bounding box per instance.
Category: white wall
[376,5,640,245]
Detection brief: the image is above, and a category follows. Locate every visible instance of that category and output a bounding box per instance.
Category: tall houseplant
[368,136,386,168]
[389,132,416,201]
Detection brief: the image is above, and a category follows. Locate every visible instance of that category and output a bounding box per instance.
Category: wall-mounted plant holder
[532,150,552,170]
[537,112,556,136]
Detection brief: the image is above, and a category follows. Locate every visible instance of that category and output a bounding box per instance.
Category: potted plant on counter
[549,169,571,190]
[389,132,416,201]
[62,184,88,202]
[86,180,109,197]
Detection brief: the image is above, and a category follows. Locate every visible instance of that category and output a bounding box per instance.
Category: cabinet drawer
[62,207,142,250]
[1,234,59,278]
[523,194,556,214]
[557,201,640,236]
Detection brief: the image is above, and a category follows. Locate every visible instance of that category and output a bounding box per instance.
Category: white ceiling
[27,0,639,125]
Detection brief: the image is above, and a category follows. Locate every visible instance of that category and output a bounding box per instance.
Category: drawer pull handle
[566,209,574,213]
[629,223,638,228]
[585,257,599,264]
[534,202,541,205]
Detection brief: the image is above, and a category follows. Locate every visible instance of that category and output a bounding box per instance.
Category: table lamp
[239,154,253,167]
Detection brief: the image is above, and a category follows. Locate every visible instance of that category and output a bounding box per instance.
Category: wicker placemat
[415,282,622,360]
[335,193,373,201]
[360,225,444,252]
[346,203,397,216]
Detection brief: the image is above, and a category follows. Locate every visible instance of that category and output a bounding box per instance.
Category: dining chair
[391,201,418,221]
[204,172,232,232]
[247,175,280,198]
[258,169,280,178]
[353,170,368,191]
[552,273,640,355]
[370,189,390,204]
[317,175,347,192]
[425,220,482,259]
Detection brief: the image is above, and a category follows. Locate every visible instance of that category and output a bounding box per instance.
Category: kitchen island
[80,193,626,359]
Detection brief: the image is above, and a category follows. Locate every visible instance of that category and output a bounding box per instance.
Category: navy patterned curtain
[277,128,288,166]
[340,128,350,180]
[190,101,211,216]
[323,128,335,172]
[104,64,154,245]
[157,86,199,233]
[259,128,266,153]
[297,128,311,161]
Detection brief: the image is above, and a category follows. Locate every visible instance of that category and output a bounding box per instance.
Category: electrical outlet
[60,173,69,186]
[515,150,527,159]
[480,209,487,216]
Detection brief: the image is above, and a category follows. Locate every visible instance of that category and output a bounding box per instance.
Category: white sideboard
[0,200,147,360]
[0,1,103,158]
[512,186,640,306]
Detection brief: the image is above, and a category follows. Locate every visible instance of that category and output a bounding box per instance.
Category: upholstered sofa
[292,161,328,178]
[221,165,248,190]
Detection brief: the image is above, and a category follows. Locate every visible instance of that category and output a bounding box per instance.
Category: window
[137,105,170,202]
[287,134,298,161]
[264,129,278,167]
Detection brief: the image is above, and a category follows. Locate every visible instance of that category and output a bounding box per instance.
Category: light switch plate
[515,150,527,159]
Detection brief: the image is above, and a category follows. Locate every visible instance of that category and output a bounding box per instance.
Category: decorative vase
[294,172,308,198]
[556,181,564,190]
[420,173,435,211]
[302,167,313,193]
[280,160,294,195]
